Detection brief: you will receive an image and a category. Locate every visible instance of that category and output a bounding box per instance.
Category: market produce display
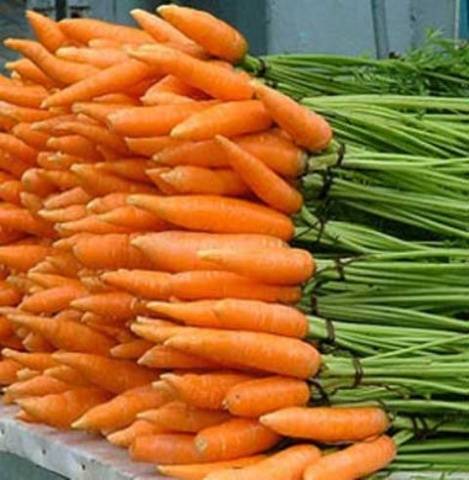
[0,5,467,479]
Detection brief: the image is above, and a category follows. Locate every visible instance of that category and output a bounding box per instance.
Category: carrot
[1,349,58,371]
[171,101,271,141]
[72,384,172,432]
[0,282,21,307]
[0,315,14,339]
[200,246,314,286]
[97,160,151,183]
[0,359,21,385]
[253,82,332,152]
[139,345,220,370]
[157,5,247,63]
[0,153,30,178]
[0,244,50,272]
[46,135,102,162]
[195,418,280,461]
[46,252,82,278]
[130,46,253,101]
[5,375,69,400]
[224,376,310,418]
[145,167,177,194]
[130,433,204,465]
[70,292,138,321]
[152,140,225,169]
[0,133,37,164]
[56,46,128,68]
[158,166,248,196]
[260,407,390,443]
[161,371,254,411]
[59,18,154,45]
[215,135,303,214]
[1,103,55,123]
[110,339,153,360]
[26,10,68,52]
[5,59,57,88]
[108,102,215,138]
[40,170,80,191]
[131,323,190,345]
[45,188,91,211]
[12,123,49,150]
[129,195,293,241]
[21,169,55,197]
[107,419,165,447]
[142,92,197,106]
[146,301,216,328]
[3,39,100,85]
[167,330,320,378]
[140,400,231,433]
[72,233,147,269]
[125,136,183,157]
[52,352,157,394]
[0,208,55,238]
[44,365,91,387]
[72,102,127,124]
[57,215,133,236]
[17,387,111,429]
[132,231,285,273]
[15,367,41,382]
[144,74,205,99]
[101,270,171,299]
[18,285,85,314]
[98,205,167,232]
[0,84,47,108]
[27,272,82,289]
[71,164,154,196]
[86,193,129,214]
[303,435,396,480]
[79,275,112,294]
[39,205,87,223]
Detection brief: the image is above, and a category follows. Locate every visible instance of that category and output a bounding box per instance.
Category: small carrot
[21,169,55,196]
[158,166,248,196]
[0,102,55,123]
[128,195,294,240]
[131,322,190,345]
[171,101,271,141]
[0,133,37,164]
[59,17,154,45]
[215,135,303,214]
[303,435,396,480]
[166,330,320,379]
[0,152,29,178]
[15,367,40,381]
[0,359,21,385]
[46,251,82,278]
[195,418,280,461]
[79,275,113,294]
[107,419,165,448]
[52,352,157,394]
[260,407,390,443]
[56,46,128,68]
[0,83,47,108]
[26,10,68,52]
[108,102,214,138]
[130,46,253,101]
[40,170,79,190]
[138,345,220,370]
[140,400,231,433]
[10,313,115,355]
[12,123,49,150]
[147,300,216,327]
[132,231,285,273]
[70,291,138,322]
[17,388,111,429]
[46,135,102,162]
[26,272,82,289]
[0,244,50,272]
[72,233,148,269]
[130,433,203,465]
[3,38,99,85]
[86,193,129,214]
[0,208,55,238]
[161,371,254,411]
[44,365,91,387]
[101,270,172,300]
[72,102,127,124]
[98,205,167,232]
[56,215,134,236]
[146,167,178,194]
[206,444,321,480]
[224,376,310,418]
[0,282,21,307]
[1,349,58,371]
[22,332,54,353]
[97,160,151,183]
[72,384,173,432]
[157,5,247,63]
[125,136,183,157]
[5,375,69,400]
[5,58,57,88]
[253,82,333,152]
[144,74,205,99]
[110,339,153,360]
[39,205,87,223]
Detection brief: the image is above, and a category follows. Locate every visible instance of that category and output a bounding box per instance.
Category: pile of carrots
[0,5,396,479]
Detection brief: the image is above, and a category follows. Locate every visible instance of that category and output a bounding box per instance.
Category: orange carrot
[125,136,183,157]
[5,59,57,88]
[0,244,50,272]
[3,39,99,85]
[0,133,37,164]
[144,74,206,99]
[0,208,54,237]
[27,272,82,289]
[107,419,165,447]
[46,135,102,162]
[15,367,40,381]
[1,349,58,371]
[253,82,332,152]
[0,315,14,339]
[59,17,154,45]
[195,418,280,461]
[167,330,320,378]
[5,375,69,400]
[0,152,29,178]
[40,170,79,190]
[129,195,294,240]
[26,10,68,52]
[0,84,47,108]
[46,252,82,278]
[86,193,129,214]
[146,300,216,327]
[215,135,303,214]
[303,435,396,480]
[205,444,321,480]
[130,433,203,465]
[52,352,157,394]
[108,102,214,138]
[161,371,254,410]
[19,285,86,314]
[101,270,172,300]
[21,169,55,196]
[56,46,128,68]
[17,388,111,429]
[57,215,134,236]
[146,167,177,194]
[224,376,310,418]
[44,365,91,387]
[71,292,138,321]
[130,323,190,345]
[39,205,87,223]
[12,123,49,150]
[98,205,167,232]
[139,345,220,370]
[0,359,21,385]
[72,102,127,124]
[20,192,46,215]
[158,166,248,196]
[72,384,173,432]
[0,282,21,306]
[72,233,147,269]
[94,93,138,105]
[97,160,151,183]
[142,92,198,106]
[171,101,271,141]
[43,58,158,107]
[22,331,54,353]
[260,407,390,443]
[132,231,285,273]
[0,103,56,123]
[158,5,247,63]
[140,400,230,433]
[110,339,153,360]
[130,46,253,101]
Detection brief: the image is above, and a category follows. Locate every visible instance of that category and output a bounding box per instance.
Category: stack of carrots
[0,5,396,480]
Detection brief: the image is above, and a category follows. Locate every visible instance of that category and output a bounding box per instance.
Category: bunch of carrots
[0,5,397,480]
